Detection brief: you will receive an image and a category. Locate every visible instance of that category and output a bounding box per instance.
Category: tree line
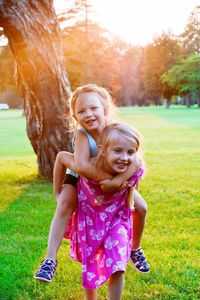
[0,2,199,109]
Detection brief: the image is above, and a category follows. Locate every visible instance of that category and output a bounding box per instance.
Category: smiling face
[103,133,137,175]
[74,92,106,133]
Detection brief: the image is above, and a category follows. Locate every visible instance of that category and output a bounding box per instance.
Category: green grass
[0,106,200,300]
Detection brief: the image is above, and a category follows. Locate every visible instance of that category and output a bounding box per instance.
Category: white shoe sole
[33,275,52,283]
[130,260,150,274]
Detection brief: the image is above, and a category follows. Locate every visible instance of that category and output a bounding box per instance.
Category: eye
[78,110,84,114]
[128,149,136,155]
[91,106,98,110]
[114,148,122,153]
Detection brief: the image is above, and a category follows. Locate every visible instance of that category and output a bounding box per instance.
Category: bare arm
[74,131,111,180]
[53,130,111,198]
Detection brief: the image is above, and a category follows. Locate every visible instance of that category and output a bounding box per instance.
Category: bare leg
[132,190,147,250]
[46,184,77,260]
[108,271,124,300]
[84,288,98,300]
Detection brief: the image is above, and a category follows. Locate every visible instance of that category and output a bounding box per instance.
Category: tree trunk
[0,0,73,180]
[186,94,191,107]
[197,92,200,107]
[163,98,170,108]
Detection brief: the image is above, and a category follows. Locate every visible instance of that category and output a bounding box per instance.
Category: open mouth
[86,119,96,125]
[116,162,128,169]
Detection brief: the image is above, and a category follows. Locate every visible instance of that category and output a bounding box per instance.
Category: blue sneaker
[33,259,58,283]
[130,247,150,273]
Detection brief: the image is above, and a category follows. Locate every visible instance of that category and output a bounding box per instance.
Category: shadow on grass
[0,174,37,212]
[0,178,56,299]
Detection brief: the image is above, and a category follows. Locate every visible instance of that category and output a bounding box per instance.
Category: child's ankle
[131,247,141,252]
[45,257,56,262]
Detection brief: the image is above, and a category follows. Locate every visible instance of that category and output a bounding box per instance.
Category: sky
[54,0,199,45]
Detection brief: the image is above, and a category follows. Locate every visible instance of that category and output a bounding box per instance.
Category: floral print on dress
[68,168,144,289]
[90,229,104,241]
[99,212,108,221]
[104,236,119,250]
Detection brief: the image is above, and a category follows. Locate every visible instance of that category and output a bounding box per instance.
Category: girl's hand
[99,178,126,192]
[119,181,129,191]
[99,179,115,192]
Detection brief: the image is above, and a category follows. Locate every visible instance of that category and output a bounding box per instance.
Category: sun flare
[54,0,199,45]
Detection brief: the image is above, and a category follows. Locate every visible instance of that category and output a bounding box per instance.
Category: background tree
[59,0,123,103]
[61,18,124,102]
[0,0,72,180]
[180,6,200,55]
[0,45,14,90]
[58,0,94,82]
[161,54,200,107]
[0,44,21,108]
[120,46,145,106]
[142,32,184,106]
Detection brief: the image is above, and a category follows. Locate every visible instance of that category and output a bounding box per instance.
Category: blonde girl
[34,84,149,283]
[69,123,144,300]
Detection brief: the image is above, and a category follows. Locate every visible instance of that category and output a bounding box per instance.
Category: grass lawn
[0,106,199,300]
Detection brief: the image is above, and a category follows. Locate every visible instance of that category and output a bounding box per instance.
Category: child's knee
[134,191,148,217]
[134,198,148,217]
[139,202,148,216]
[56,151,67,162]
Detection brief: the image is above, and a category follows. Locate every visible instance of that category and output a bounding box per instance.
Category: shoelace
[132,249,146,262]
[39,260,57,273]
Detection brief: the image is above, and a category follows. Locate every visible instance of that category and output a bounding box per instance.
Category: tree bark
[0,0,73,180]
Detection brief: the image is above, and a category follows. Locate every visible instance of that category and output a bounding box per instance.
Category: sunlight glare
[92,0,199,45]
[54,0,199,45]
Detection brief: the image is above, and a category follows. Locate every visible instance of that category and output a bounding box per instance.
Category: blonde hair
[95,123,142,176]
[95,122,144,209]
[69,84,115,128]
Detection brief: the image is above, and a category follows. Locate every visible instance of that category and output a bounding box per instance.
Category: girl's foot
[33,258,58,283]
[130,247,150,273]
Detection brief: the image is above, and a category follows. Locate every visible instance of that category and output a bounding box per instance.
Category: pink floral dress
[69,168,144,289]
